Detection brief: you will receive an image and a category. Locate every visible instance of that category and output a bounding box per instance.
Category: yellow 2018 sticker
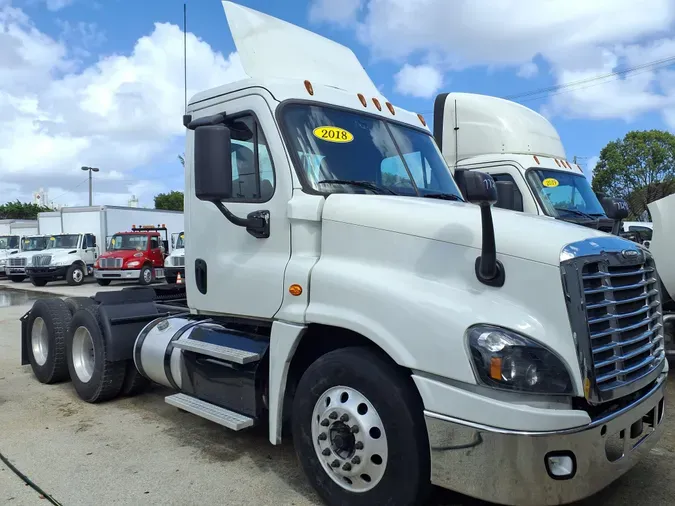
[313,126,353,143]
[542,178,559,188]
[50,237,55,241]
[111,238,116,245]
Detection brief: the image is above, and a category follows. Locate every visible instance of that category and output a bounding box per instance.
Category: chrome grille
[8,257,27,267]
[99,258,123,268]
[173,256,185,267]
[32,255,52,267]
[561,237,665,404]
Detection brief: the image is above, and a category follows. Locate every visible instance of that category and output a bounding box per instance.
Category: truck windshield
[175,233,185,249]
[110,234,148,251]
[281,103,464,199]
[526,169,606,218]
[0,236,19,249]
[46,234,79,249]
[22,237,48,251]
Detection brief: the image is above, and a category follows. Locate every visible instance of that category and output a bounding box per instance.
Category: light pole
[81,166,99,206]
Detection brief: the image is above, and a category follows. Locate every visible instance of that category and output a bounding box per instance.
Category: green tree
[154,190,184,211]
[0,200,53,219]
[592,129,675,219]
[178,153,185,167]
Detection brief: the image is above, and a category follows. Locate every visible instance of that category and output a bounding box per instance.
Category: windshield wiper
[554,207,596,220]
[423,193,464,202]
[317,179,398,195]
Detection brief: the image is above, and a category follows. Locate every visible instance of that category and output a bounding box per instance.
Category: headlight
[0,259,6,266]
[467,325,573,395]
[127,260,141,268]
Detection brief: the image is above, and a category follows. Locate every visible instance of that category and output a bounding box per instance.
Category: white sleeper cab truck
[165,231,185,283]
[18,4,667,506]
[4,235,49,282]
[25,233,99,286]
[0,234,21,277]
[647,194,675,358]
[433,92,630,232]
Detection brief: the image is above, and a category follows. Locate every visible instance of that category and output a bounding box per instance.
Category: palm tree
[178,154,185,167]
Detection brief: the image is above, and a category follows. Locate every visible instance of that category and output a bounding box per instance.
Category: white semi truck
[165,231,185,284]
[433,92,629,232]
[18,4,667,506]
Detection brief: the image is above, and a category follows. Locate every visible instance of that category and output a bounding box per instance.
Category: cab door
[148,236,164,267]
[81,234,98,268]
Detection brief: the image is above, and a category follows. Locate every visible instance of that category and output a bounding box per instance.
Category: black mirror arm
[212,201,270,239]
[475,203,505,287]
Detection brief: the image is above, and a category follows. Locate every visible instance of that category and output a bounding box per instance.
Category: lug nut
[351,456,361,465]
[355,441,364,450]
[318,432,327,441]
[342,463,352,471]
[329,412,338,420]
[322,448,331,456]
[331,460,340,468]
[320,419,330,427]
[350,425,359,434]
[340,414,350,422]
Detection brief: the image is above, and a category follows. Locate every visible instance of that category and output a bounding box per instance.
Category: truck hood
[322,194,614,267]
[647,193,675,298]
[99,250,142,260]
[169,248,185,257]
[9,250,44,260]
[0,249,19,260]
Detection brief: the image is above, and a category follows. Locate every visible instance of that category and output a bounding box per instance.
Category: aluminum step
[165,393,254,431]
[172,339,260,364]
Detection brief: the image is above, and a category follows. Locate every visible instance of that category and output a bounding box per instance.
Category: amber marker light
[304,80,314,95]
[289,284,303,296]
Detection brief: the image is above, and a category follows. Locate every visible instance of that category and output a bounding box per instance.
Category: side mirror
[194,124,233,201]
[495,181,517,211]
[462,171,498,206]
[171,235,175,248]
[601,196,629,221]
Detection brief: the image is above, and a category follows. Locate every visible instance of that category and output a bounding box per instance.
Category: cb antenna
[183,2,187,114]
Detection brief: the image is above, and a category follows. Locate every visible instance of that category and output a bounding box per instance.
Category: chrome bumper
[5,266,26,275]
[425,373,667,506]
[94,268,141,280]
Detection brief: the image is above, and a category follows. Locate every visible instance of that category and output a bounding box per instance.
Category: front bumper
[425,373,667,506]
[26,266,67,278]
[4,266,27,276]
[95,268,142,280]
[165,266,185,278]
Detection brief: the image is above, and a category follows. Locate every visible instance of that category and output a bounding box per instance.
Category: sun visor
[221,1,381,98]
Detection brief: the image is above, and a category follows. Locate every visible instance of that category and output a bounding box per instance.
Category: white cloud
[517,62,538,79]
[318,0,675,125]
[0,1,245,208]
[309,0,363,26]
[393,63,443,98]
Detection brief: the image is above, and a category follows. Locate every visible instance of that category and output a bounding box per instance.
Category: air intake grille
[8,257,27,267]
[32,255,51,267]
[99,258,123,268]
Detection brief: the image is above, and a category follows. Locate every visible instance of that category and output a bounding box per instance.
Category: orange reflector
[533,155,540,165]
[584,378,591,399]
[562,160,569,169]
[357,93,367,107]
[386,102,395,115]
[372,98,382,111]
[417,113,427,126]
[490,357,502,380]
[304,80,314,96]
[289,284,303,296]
[554,159,561,167]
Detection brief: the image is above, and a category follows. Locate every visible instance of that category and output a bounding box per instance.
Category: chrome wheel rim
[143,269,152,283]
[31,317,48,366]
[72,326,95,383]
[73,268,84,283]
[311,386,388,492]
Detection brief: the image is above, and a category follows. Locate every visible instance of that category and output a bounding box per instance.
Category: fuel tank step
[165,393,254,430]
[172,339,261,364]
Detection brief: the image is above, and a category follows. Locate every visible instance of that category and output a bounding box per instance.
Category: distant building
[128,195,139,208]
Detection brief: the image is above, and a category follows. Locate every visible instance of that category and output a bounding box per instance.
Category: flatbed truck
[18,3,668,505]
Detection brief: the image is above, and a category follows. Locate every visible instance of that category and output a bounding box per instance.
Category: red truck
[93,225,169,286]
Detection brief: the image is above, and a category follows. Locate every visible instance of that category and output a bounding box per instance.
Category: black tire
[66,263,85,286]
[26,298,72,384]
[165,275,177,284]
[291,347,431,506]
[121,361,150,397]
[9,275,26,283]
[31,277,48,287]
[66,305,126,403]
[64,296,96,316]
[96,279,112,286]
[138,264,153,286]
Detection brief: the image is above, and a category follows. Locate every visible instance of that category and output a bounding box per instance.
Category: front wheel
[66,264,85,286]
[291,347,431,506]
[96,279,112,286]
[9,275,26,283]
[31,277,48,287]
[138,265,153,286]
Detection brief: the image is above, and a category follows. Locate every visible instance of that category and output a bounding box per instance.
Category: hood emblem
[621,249,641,260]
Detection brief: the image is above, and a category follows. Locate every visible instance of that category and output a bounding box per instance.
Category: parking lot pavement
[0,297,673,506]
[0,277,162,298]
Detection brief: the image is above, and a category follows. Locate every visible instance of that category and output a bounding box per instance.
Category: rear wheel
[96,279,112,286]
[66,305,126,403]
[9,275,26,283]
[26,298,71,384]
[291,347,431,506]
[138,265,153,286]
[121,361,150,397]
[64,296,96,316]
[66,264,85,286]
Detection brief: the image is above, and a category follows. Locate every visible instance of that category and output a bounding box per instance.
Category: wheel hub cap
[73,269,83,282]
[311,385,388,492]
[72,326,95,383]
[31,317,48,366]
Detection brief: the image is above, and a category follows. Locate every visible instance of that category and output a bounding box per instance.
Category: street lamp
[81,166,100,206]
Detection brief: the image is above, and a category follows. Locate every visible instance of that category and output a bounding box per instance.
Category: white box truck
[18,4,667,506]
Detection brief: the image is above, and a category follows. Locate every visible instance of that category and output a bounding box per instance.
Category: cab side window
[226,115,275,201]
[150,237,159,249]
[491,173,524,212]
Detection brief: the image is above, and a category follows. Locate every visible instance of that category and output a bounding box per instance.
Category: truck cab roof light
[533,155,540,165]
[304,80,314,96]
[417,113,427,126]
[372,98,382,111]
[358,94,367,107]
[386,102,395,115]
[554,159,561,167]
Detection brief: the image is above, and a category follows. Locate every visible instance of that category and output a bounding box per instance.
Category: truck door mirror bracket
[462,171,506,288]
[213,202,270,239]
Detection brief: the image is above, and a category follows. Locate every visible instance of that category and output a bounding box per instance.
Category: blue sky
[2,0,674,206]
